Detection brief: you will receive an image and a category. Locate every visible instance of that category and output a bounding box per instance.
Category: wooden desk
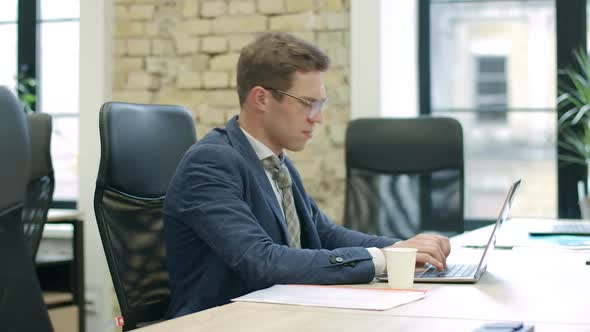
[138,305,582,332]
[137,225,590,332]
[37,209,85,332]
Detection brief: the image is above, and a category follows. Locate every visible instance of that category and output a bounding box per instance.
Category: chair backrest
[94,102,196,330]
[344,117,464,239]
[0,86,53,331]
[22,113,55,259]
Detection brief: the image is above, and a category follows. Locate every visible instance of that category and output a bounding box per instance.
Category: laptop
[377,179,521,284]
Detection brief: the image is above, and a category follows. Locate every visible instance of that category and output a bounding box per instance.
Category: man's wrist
[366,247,386,276]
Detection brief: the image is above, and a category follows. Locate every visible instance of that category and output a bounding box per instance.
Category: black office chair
[0,86,53,331]
[94,102,196,331]
[22,113,55,260]
[344,117,464,239]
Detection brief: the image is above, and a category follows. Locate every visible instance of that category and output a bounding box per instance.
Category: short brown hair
[236,32,330,106]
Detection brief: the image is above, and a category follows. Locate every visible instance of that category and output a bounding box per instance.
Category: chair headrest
[97,102,197,198]
[27,113,53,180]
[0,86,31,215]
[345,117,463,174]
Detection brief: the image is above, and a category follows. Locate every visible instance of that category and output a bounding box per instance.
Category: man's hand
[386,234,451,270]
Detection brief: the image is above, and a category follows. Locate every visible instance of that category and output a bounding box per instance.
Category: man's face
[263,70,326,153]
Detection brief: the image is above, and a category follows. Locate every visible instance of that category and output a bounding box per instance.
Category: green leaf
[557,48,590,166]
[571,104,590,124]
[558,106,583,127]
[558,154,588,166]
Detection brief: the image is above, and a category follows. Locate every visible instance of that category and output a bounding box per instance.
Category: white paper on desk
[232,284,426,311]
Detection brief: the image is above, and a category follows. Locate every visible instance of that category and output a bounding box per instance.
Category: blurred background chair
[344,117,464,239]
[22,112,55,260]
[0,86,53,331]
[94,102,196,331]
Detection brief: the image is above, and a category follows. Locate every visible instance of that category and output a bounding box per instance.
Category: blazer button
[335,257,344,263]
[329,256,337,264]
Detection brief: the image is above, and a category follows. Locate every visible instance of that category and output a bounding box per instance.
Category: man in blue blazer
[163,32,450,318]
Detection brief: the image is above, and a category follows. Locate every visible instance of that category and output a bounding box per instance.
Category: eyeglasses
[263,87,327,119]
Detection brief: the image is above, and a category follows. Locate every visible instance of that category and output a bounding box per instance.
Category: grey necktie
[262,155,302,248]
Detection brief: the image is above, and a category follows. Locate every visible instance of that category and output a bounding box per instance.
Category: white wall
[350,0,419,119]
[79,0,113,331]
[380,0,418,117]
[350,0,381,119]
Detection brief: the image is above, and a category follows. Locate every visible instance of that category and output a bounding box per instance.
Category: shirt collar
[240,127,285,162]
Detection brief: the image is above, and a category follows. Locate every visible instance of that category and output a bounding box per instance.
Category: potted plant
[557,47,590,218]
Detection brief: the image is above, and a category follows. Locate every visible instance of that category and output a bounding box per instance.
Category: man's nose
[309,109,323,124]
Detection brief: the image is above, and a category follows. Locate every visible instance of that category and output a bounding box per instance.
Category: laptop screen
[475,180,521,272]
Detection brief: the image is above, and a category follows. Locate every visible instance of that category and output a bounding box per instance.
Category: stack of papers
[232,284,426,311]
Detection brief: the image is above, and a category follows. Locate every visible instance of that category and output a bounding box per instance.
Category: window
[2,0,80,205]
[475,56,508,122]
[38,0,80,202]
[0,1,17,89]
[426,0,557,220]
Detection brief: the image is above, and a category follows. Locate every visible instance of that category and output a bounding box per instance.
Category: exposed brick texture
[113,0,350,224]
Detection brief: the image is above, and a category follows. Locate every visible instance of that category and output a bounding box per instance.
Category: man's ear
[247,86,269,111]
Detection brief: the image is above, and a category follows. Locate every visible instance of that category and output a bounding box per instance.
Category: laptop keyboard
[417,264,477,278]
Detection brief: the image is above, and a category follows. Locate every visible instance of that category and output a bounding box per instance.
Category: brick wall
[112,0,351,223]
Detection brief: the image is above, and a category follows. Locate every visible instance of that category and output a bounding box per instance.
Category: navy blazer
[163,116,398,318]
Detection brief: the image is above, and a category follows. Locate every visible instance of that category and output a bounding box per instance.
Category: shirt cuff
[366,247,386,277]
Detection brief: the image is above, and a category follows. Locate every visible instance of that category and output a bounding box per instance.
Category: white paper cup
[384,248,417,289]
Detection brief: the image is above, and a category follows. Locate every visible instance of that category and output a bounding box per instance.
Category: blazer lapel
[225,116,290,243]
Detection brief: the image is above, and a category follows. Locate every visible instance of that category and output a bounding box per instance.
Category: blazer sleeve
[310,198,400,250]
[168,144,378,290]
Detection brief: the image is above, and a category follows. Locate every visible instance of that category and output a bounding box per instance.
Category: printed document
[232,284,426,311]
